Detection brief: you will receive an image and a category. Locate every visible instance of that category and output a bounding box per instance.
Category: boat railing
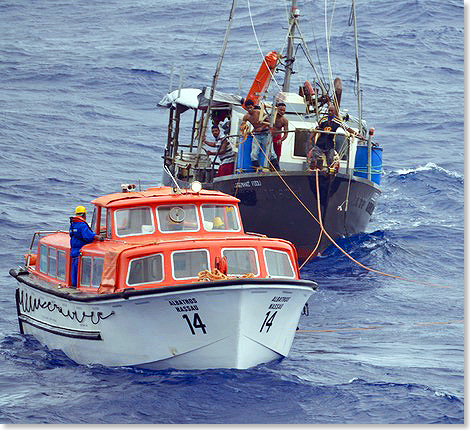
[25,230,68,268]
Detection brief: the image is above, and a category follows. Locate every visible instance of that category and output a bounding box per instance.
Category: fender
[215,256,228,275]
[304,80,314,98]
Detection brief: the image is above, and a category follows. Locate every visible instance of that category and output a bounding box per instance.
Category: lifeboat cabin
[26,184,302,293]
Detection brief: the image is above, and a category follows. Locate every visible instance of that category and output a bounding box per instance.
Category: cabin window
[40,244,48,273]
[92,207,107,234]
[115,207,155,237]
[201,205,240,231]
[49,248,57,278]
[293,129,311,157]
[172,249,209,279]
[39,245,67,280]
[127,254,164,286]
[222,248,259,276]
[80,256,104,288]
[57,250,66,281]
[157,205,199,233]
[81,257,92,286]
[107,209,112,238]
[91,207,97,232]
[92,258,104,287]
[264,249,295,278]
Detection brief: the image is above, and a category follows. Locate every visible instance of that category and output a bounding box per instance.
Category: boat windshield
[114,207,155,237]
[157,205,199,233]
[172,249,209,279]
[201,204,240,231]
[222,248,259,276]
[264,249,295,279]
[127,254,164,286]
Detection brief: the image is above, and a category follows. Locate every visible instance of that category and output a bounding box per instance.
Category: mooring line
[252,143,452,289]
[297,319,464,334]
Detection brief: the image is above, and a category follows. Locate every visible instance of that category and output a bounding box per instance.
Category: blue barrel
[235,136,265,173]
[353,145,383,185]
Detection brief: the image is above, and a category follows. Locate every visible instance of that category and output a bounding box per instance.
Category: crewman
[69,205,103,287]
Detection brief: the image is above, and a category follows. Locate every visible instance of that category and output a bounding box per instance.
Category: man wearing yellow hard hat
[69,205,103,287]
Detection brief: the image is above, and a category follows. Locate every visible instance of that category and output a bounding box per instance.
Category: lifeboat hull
[12,270,315,370]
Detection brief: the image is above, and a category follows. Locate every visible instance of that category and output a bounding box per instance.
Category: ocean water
[0,0,464,424]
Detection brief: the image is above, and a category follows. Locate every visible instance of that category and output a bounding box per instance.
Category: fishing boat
[159,0,383,262]
[9,181,316,370]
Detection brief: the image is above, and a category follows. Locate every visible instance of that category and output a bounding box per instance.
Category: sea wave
[394,162,464,179]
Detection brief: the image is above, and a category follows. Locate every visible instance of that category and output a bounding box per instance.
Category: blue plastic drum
[353,145,383,185]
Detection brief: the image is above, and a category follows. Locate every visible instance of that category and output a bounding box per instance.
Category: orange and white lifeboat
[10,182,316,370]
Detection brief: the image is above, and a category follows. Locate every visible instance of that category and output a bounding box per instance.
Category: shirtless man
[271,102,288,161]
[240,99,279,170]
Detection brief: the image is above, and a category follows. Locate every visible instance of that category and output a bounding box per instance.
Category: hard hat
[75,205,87,215]
[213,216,224,227]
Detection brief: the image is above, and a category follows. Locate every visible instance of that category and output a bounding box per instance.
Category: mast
[351,0,363,134]
[194,0,237,167]
[282,0,299,92]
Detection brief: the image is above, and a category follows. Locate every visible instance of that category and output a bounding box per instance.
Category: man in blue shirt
[69,205,102,287]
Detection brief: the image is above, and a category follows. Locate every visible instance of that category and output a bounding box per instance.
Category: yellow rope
[253,145,452,289]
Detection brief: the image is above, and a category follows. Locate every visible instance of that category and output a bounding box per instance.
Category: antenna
[163,165,181,193]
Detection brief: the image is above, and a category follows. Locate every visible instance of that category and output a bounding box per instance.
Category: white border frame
[263,248,296,279]
[221,247,260,276]
[171,249,210,280]
[201,204,242,232]
[126,253,165,287]
[156,204,201,234]
[114,206,156,238]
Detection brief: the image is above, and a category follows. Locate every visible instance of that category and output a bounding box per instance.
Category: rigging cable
[241,2,451,289]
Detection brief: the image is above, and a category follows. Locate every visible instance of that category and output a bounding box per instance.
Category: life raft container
[243,51,278,109]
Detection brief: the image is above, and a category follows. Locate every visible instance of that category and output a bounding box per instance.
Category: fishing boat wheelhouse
[10,183,316,370]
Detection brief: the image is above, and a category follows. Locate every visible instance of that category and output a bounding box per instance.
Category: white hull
[14,279,314,370]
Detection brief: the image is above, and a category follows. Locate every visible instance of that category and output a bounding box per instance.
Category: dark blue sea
[0,0,464,424]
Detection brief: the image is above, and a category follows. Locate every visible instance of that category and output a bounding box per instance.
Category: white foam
[396,162,463,179]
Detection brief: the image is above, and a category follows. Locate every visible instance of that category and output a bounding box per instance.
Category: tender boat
[159,0,383,262]
[9,182,316,370]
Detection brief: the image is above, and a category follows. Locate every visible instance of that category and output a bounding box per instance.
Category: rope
[197,268,255,282]
[253,146,452,289]
[299,168,324,269]
[238,4,449,288]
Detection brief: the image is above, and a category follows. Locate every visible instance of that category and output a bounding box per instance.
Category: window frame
[79,255,105,288]
[48,247,58,278]
[126,253,165,287]
[263,248,296,279]
[201,204,241,232]
[156,204,201,234]
[114,206,155,238]
[221,247,260,276]
[39,244,48,274]
[57,250,66,281]
[171,249,210,280]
